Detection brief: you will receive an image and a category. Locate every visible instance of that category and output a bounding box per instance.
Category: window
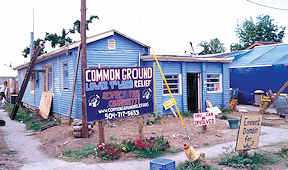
[108,39,116,50]
[206,73,222,93]
[63,61,69,89]
[42,64,53,92]
[162,74,181,95]
[30,72,35,91]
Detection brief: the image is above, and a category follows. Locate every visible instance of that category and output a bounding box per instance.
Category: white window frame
[162,74,182,96]
[206,73,222,93]
[42,64,53,92]
[62,60,69,90]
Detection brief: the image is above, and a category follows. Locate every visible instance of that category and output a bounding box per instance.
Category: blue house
[15,30,233,120]
[228,43,288,104]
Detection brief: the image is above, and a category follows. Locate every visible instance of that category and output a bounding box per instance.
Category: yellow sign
[236,114,262,151]
[261,96,271,102]
[163,99,175,110]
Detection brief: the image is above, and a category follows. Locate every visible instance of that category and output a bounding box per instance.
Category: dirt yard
[0,129,23,170]
[36,115,237,160]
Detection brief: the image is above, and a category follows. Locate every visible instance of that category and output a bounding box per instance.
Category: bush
[120,140,136,153]
[177,159,217,170]
[60,145,97,161]
[134,136,170,158]
[96,143,121,160]
[219,151,280,170]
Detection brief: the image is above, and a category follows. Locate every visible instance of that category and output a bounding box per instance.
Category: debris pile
[72,121,94,138]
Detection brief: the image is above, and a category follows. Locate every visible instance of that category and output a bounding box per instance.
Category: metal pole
[80,0,88,138]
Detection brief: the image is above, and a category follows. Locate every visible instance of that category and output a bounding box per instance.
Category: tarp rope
[152,50,190,139]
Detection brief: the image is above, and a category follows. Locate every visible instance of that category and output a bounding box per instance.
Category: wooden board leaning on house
[39,92,53,119]
[236,113,262,151]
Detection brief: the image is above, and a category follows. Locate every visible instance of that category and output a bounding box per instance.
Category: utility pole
[80,0,89,138]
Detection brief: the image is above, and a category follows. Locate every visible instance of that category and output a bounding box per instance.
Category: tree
[199,38,225,55]
[22,15,99,58]
[230,15,286,51]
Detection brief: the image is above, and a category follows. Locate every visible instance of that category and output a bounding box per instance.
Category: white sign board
[193,112,216,127]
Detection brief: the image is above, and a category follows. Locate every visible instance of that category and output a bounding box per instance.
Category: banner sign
[193,112,215,127]
[236,114,262,151]
[85,66,153,122]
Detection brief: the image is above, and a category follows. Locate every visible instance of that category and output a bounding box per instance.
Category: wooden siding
[18,32,148,119]
[141,61,230,114]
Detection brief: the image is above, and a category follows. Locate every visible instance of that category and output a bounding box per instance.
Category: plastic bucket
[10,95,18,104]
[228,119,239,129]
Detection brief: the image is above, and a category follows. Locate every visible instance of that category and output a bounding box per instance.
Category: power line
[246,0,288,11]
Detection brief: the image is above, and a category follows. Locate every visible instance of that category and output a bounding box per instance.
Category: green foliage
[5,103,59,131]
[203,142,210,147]
[230,43,245,52]
[95,143,121,160]
[22,15,99,58]
[120,140,136,153]
[134,136,170,159]
[1,150,17,155]
[231,15,286,51]
[218,149,280,170]
[60,145,97,161]
[199,38,225,55]
[177,159,217,170]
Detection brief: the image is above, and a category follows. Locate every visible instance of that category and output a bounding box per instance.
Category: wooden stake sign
[236,114,262,151]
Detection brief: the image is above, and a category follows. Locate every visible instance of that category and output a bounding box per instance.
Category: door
[187,73,199,113]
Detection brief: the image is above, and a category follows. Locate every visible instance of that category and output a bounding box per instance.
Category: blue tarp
[229,44,288,105]
[230,65,288,104]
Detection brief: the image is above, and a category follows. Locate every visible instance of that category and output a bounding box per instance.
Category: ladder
[10,46,41,120]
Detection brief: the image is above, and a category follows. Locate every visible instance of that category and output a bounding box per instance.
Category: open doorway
[187,73,200,113]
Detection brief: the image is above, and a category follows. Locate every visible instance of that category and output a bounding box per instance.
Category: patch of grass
[203,142,210,147]
[5,103,59,131]
[1,150,17,155]
[59,145,97,161]
[221,108,233,114]
[177,159,218,170]
[218,151,280,170]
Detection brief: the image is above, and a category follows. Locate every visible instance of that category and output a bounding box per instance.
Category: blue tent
[228,43,288,104]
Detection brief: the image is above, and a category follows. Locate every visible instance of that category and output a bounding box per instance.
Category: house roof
[246,41,280,50]
[141,55,234,63]
[229,43,288,68]
[14,29,150,70]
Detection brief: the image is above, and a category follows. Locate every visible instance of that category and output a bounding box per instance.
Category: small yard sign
[236,114,262,151]
[163,98,174,110]
[85,66,153,122]
[193,112,215,127]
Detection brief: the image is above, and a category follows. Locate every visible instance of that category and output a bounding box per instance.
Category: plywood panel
[236,114,262,151]
[39,92,53,119]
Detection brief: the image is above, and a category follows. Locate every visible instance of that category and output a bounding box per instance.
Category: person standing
[0,81,8,102]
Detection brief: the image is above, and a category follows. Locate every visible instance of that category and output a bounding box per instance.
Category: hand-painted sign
[261,96,271,102]
[85,67,153,122]
[236,114,262,151]
[163,98,175,110]
[193,112,215,127]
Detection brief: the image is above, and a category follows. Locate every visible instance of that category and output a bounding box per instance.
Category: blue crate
[150,158,176,170]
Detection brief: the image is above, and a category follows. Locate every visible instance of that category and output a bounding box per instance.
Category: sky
[1,0,288,75]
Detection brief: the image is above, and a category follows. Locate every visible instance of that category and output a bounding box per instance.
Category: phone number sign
[85,66,153,122]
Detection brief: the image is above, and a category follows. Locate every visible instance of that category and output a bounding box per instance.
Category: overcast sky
[1,0,288,74]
